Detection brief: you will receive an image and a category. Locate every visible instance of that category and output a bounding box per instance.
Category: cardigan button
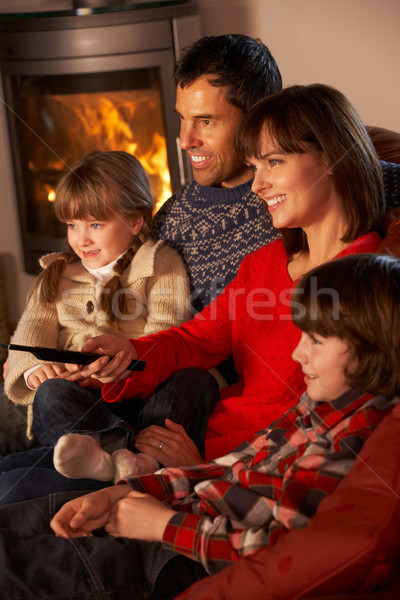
[86,300,94,314]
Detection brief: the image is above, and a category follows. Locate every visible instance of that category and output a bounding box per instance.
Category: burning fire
[33,90,171,214]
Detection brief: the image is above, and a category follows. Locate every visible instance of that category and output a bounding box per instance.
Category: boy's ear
[321,152,333,175]
[129,216,144,235]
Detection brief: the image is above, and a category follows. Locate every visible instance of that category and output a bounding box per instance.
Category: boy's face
[292,331,355,403]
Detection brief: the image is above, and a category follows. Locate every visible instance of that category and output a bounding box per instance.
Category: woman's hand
[59,334,137,384]
[134,419,204,467]
[27,363,65,389]
[105,490,175,542]
[50,484,131,538]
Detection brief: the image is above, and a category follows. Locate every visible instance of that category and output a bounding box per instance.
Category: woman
[36,84,386,464]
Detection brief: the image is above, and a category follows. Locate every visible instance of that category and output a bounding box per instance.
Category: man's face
[175,75,252,188]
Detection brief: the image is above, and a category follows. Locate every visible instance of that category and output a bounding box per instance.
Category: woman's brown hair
[32,151,154,324]
[292,253,400,397]
[235,84,385,256]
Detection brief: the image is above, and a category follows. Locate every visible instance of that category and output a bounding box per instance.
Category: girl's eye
[65,223,76,230]
[91,223,102,229]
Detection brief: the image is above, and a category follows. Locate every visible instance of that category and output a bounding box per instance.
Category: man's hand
[105,490,175,542]
[27,364,65,389]
[50,484,131,538]
[134,419,204,467]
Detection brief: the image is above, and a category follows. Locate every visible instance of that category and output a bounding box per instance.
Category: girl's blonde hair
[33,151,154,324]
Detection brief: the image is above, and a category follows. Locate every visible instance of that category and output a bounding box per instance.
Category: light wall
[0,0,399,322]
[198,0,400,130]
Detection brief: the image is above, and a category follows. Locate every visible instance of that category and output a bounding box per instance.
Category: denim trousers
[0,490,208,599]
[0,368,219,505]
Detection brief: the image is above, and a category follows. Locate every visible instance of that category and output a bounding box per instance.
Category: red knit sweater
[103,234,381,459]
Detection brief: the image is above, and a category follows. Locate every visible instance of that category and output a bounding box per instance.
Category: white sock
[53,434,114,482]
[112,449,159,483]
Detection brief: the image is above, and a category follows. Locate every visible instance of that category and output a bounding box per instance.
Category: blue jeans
[0,490,208,599]
[0,368,219,504]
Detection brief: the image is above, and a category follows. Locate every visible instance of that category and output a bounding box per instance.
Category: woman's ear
[129,216,144,235]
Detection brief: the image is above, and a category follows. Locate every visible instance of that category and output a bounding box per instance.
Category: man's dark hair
[174,34,282,113]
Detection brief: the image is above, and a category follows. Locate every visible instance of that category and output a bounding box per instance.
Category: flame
[31,89,172,214]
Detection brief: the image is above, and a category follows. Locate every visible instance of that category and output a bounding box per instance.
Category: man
[153,35,282,318]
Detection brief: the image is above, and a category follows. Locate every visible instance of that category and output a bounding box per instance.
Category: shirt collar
[308,388,372,434]
[82,251,125,283]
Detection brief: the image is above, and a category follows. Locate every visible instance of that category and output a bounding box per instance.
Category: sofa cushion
[176,403,400,600]
[368,126,400,165]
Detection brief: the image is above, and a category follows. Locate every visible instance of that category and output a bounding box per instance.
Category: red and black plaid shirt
[128,389,398,574]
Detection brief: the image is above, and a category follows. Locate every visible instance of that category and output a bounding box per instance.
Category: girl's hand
[105,490,175,542]
[55,365,103,389]
[134,419,204,467]
[50,484,131,538]
[27,363,65,389]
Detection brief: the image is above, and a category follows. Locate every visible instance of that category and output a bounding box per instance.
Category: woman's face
[249,126,336,230]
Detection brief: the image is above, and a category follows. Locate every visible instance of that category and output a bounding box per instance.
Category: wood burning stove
[0,1,200,274]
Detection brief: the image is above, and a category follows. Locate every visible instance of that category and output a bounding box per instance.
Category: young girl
[0,252,397,599]
[2,151,219,497]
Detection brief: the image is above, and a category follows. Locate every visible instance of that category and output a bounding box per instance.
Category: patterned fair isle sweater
[152,179,279,314]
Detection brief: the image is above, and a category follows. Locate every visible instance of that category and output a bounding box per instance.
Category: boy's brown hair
[292,253,400,397]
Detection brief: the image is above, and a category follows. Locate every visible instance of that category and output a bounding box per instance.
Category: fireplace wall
[0,1,200,274]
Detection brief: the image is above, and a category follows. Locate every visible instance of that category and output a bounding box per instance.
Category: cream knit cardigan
[5,240,191,437]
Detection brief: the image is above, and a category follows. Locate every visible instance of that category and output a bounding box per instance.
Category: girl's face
[292,331,356,403]
[249,126,336,230]
[66,214,143,268]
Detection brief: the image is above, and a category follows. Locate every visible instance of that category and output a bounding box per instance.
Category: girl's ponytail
[27,251,78,306]
[101,238,142,325]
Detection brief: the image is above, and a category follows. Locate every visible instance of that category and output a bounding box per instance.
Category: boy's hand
[50,484,131,538]
[27,364,65,389]
[105,490,175,542]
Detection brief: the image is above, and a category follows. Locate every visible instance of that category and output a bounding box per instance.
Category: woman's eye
[269,159,281,166]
